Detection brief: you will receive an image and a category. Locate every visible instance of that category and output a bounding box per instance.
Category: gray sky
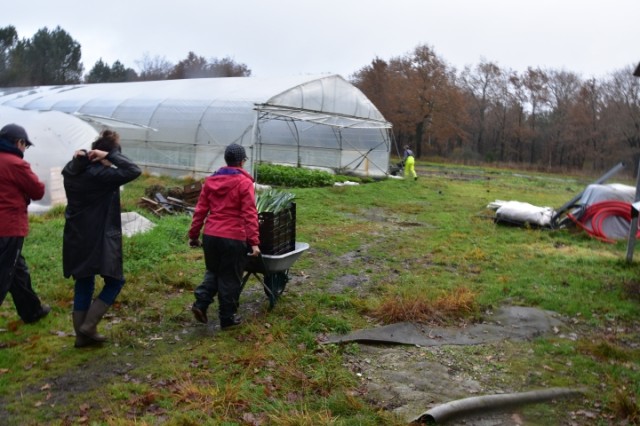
[6,0,639,79]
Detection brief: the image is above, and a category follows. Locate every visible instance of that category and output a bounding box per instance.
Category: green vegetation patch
[1,163,639,424]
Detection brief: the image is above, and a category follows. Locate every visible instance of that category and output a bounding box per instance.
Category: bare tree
[168,51,209,79]
[460,60,503,159]
[353,45,465,159]
[168,52,251,79]
[545,69,582,167]
[568,78,605,170]
[352,58,398,152]
[521,67,550,164]
[209,56,251,77]
[601,65,640,173]
[135,53,173,81]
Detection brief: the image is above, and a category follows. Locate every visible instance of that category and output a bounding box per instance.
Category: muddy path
[0,193,625,425]
[282,233,606,425]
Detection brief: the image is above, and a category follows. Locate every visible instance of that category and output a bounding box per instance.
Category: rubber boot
[72,311,95,348]
[220,314,242,329]
[191,301,209,324]
[79,299,109,343]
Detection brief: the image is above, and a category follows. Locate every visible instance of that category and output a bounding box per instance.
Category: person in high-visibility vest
[403,145,417,181]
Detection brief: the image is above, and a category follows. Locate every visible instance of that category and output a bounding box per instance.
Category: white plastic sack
[333,181,360,187]
[495,201,555,227]
[121,212,155,237]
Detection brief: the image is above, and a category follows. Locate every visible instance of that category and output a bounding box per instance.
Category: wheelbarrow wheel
[263,270,289,309]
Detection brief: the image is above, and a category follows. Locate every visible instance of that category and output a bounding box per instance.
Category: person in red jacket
[0,123,50,323]
[188,143,260,329]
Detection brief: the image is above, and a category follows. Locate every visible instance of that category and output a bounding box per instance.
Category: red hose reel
[568,200,640,243]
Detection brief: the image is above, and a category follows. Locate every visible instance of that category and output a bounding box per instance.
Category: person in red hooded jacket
[0,123,50,324]
[188,143,260,329]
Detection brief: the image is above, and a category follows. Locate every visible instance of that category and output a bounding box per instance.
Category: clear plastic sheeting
[0,106,97,212]
[258,74,388,128]
[0,75,392,179]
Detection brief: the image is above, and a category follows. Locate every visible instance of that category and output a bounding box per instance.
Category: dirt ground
[4,165,635,425]
[281,237,602,426]
[0,187,622,424]
[324,306,571,425]
[0,246,612,426]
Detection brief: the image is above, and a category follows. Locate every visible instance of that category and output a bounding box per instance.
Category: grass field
[0,162,639,425]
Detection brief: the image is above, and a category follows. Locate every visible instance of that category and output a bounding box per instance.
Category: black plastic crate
[258,203,296,255]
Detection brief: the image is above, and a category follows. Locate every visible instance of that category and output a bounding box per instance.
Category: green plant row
[255,163,336,187]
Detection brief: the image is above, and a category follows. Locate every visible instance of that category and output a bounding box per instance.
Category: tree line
[0,25,250,86]
[1,25,638,173]
[352,45,640,174]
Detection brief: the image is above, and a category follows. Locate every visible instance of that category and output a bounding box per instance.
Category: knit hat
[224,144,247,165]
[0,123,34,147]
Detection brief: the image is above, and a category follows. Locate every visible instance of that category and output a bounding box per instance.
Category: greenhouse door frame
[250,107,392,177]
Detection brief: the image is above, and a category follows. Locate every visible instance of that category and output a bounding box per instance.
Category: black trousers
[196,235,248,321]
[194,269,216,305]
[0,237,45,322]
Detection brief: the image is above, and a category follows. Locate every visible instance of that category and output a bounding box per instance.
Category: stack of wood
[139,182,202,216]
[182,182,202,205]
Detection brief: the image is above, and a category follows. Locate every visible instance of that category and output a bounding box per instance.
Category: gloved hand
[189,238,201,248]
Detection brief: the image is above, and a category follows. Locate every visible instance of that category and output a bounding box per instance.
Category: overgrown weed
[368,286,478,324]
[612,386,640,424]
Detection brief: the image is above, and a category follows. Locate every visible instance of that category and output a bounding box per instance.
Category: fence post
[626,63,640,262]
[626,160,640,263]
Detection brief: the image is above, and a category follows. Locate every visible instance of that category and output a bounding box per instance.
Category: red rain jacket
[188,167,260,246]
[0,151,45,237]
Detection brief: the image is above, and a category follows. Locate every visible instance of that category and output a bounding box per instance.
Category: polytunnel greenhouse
[0,75,392,179]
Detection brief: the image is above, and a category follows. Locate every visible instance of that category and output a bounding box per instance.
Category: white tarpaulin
[0,106,97,212]
[578,183,635,206]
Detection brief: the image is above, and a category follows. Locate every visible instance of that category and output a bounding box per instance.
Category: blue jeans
[74,275,125,311]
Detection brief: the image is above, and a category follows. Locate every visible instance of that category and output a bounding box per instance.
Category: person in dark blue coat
[62,130,141,347]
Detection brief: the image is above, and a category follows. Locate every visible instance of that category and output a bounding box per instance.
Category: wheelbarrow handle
[247,252,269,274]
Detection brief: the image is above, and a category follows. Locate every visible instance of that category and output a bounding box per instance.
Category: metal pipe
[412,387,584,424]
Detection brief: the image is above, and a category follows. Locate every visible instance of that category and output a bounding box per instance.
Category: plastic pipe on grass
[412,387,584,424]
[569,200,640,243]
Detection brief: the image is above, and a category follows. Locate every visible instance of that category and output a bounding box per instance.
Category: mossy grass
[1,163,638,424]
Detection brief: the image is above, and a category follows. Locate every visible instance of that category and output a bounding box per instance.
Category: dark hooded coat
[62,150,141,280]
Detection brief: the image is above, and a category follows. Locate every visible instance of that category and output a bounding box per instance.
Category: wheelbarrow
[241,242,309,309]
